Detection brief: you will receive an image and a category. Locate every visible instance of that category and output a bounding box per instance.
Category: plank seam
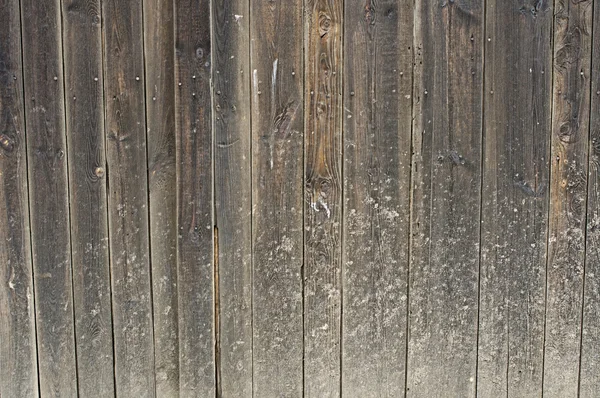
[248,0,254,396]
[339,1,345,396]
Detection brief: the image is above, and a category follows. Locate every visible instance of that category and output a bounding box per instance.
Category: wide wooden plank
[407,1,483,396]
[212,0,252,396]
[20,0,78,395]
[143,0,179,395]
[102,0,155,395]
[304,0,343,396]
[544,0,593,396]
[251,0,304,396]
[0,0,38,395]
[342,0,412,396]
[174,0,215,395]
[478,1,553,396]
[581,2,600,397]
[62,0,114,396]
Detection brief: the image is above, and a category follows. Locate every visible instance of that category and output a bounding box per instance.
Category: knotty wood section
[102,0,155,395]
[304,0,343,396]
[479,1,553,396]
[21,0,78,395]
[251,0,304,396]
[342,1,413,396]
[62,0,114,396]
[407,1,483,397]
[581,2,600,397]
[174,0,215,395]
[212,1,253,395]
[544,0,593,396]
[0,0,38,395]
[143,0,179,394]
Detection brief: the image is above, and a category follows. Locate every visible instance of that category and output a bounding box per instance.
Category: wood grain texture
[174,0,215,395]
[581,1,600,396]
[102,0,155,395]
[407,1,483,397]
[212,1,252,396]
[342,0,412,396]
[304,0,343,396]
[143,0,179,395]
[251,0,304,396]
[478,1,553,396]
[62,0,114,396]
[0,0,38,395]
[544,0,593,396]
[21,0,78,395]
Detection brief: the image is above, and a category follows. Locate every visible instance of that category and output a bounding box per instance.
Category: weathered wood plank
[102,0,155,395]
[251,0,304,396]
[62,1,114,396]
[21,0,78,395]
[304,0,343,396]
[407,1,483,397]
[0,0,38,395]
[143,0,179,394]
[342,0,412,396]
[174,0,215,395]
[581,2,600,397]
[478,1,553,396]
[544,0,593,396]
[212,0,252,396]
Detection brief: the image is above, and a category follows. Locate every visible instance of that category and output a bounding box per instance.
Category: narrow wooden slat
[581,2,600,396]
[20,0,78,395]
[544,0,593,396]
[304,0,343,396]
[212,0,252,396]
[342,0,412,396]
[478,1,553,396]
[62,1,114,396]
[407,1,483,396]
[251,0,304,396]
[174,0,215,395]
[102,0,155,395]
[143,0,179,394]
[0,0,38,395]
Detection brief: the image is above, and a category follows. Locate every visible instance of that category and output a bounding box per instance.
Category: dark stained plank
[407,1,483,397]
[478,1,553,396]
[174,0,215,395]
[250,0,304,396]
[342,0,412,396]
[581,2,600,396]
[0,0,38,395]
[143,0,179,394]
[102,0,155,395]
[212,1,252,396]
[61,1,114,396]
[304,0,343,396]
[543,0,593,396]
[20,0,78,395]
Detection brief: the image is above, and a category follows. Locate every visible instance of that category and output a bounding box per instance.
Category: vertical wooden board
[212,0,252,396]
[544,0,593,396]
[342,0,412,396]
[61,0,114,396]
[478,1,553,397]
[304,0,343,396]
[581,2,600,397]
[0,0,38,395]
[143,0,179,395]
[102,0,155,395]
[174,0,215,395]
[407,1,483,397]
[251,0,304,396]
[20,0,78,395]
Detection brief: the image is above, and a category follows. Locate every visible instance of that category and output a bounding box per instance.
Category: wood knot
[318,12,332,37]
[0,133,15,153]
[94,167,105,178]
